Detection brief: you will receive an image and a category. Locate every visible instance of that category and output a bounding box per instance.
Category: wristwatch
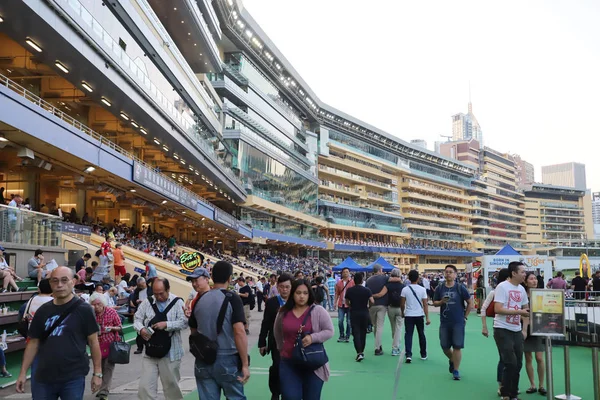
[93,373,103,378]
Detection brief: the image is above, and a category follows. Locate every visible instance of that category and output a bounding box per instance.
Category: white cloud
[243,0,600,189]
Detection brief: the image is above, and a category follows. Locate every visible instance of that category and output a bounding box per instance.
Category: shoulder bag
[189,290,233,364]
[291,305,328,370]
[17,298,34,338]
[408,286,424,309]
[109,334,131,364]
[145,297,182,358]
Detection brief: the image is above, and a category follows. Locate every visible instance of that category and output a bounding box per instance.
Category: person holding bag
[90,292,122,400]
[274,279,334,400]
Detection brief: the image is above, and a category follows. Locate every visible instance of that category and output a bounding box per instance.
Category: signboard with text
[483,255,553,289]
[530,289,565,337]
[132,161,197,210]
[60,222,92,236]
[214,208,240,230]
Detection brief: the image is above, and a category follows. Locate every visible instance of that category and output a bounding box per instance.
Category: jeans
[338,307,351,338]
[279,359,324,400]
[351,311,369,354]
[257,292,264,311]
[31,376,85,400]
[195,354,246,400]
[404,316,427,358]
[328,294,335,311]
[0,347,5,367]
[494,328,524,398]
[268,349,281,397]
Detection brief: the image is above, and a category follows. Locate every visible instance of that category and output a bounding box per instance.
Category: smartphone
[146,327,155,335]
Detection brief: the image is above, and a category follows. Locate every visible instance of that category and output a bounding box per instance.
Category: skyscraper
[511,154,535,188]
[451,100,483,144]
[541,162,587,190]
[592,192,600,224]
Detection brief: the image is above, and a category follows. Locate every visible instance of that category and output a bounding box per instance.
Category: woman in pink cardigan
[274,279,334,400]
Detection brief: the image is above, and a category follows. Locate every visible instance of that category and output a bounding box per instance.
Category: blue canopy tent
[332,257,363,272]
[494,244,521,256]
[366,257,396,273]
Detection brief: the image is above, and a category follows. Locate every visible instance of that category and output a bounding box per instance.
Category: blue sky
[244,0,600,190]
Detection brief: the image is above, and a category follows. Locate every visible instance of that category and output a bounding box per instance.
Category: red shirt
[96,307,122,346]
[281,308,313,359]
[101,241,111,257]
[335,279,355,308]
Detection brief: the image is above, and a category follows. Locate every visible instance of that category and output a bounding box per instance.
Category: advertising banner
[60,222,92,236]
[133,161,197,210]
[530,289,565,337]
[179,251,205,276]
[483,255,553,289]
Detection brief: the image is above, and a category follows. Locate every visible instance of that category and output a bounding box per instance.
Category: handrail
[0,73,243,224]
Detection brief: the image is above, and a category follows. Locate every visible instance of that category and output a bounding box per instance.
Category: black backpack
[389,283,404,307]
[314,285,326,303]
[145,297,182,358]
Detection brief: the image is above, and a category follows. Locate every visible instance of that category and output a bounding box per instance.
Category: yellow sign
[530,289,565,337]
[579,253,590,279]
[531,290,563,314]
[179,251,205,275]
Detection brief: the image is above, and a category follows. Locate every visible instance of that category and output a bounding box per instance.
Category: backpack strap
[151,296,183,317]
[216,290,234,335]
[408,286,424,309]
[41,298,83,342]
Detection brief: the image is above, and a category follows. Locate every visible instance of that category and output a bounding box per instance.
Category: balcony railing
[0,73,243,225]
[0,205,62,247]
[540,201,582,210]
[319,165,392,189]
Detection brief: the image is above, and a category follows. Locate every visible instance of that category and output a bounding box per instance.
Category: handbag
[291,306,328,371]
[109,335,131,364]
[100,340,111,359]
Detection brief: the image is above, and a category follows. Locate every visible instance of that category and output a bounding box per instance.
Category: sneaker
[375,347,383,356]
[406,356,412,363]
[134,349,143,354]
[337,337,345,343]
[344,336,350,343]
[420,355,427,360]
[391,348,400,356]
[453,370,461,380]
[449,360,455,373]
[356,353,364,362]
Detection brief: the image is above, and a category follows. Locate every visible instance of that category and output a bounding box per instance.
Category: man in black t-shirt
[345,272,374,362]
[238,277,253,334]
[571,272,587,299]
[591,270,600,292]
[16,266,101,398]
[75,253,91,273]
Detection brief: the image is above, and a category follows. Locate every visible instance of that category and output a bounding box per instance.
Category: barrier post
[592,334,599,400]
[545,337,554,400]
[555,345,581,400]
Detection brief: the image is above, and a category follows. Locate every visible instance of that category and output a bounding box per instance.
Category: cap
[0,246,5,252]
[186,267,210,281]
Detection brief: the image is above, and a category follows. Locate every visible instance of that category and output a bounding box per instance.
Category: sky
[243,0,600,190]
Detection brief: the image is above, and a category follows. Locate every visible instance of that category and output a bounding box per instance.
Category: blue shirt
[327,278,336,295]
[434,283,470,326]
[147,263,158,278]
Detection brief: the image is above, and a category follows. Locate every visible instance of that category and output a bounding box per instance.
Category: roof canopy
[495,244,521,256]
[332,257,363,272]
[366,257,396,273]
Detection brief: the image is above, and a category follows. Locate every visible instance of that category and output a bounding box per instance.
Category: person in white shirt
[493,262,529,400]
[421,275,432,304]
[400,270,430,363]
[255,277,265,312]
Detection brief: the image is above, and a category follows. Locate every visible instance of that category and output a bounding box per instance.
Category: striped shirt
[133,293,188,361]
[327,278,336,295]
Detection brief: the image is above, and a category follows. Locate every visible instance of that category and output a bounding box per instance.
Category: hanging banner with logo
[530,289,565,337]
[179,251,205,276]
[133,161,197,210]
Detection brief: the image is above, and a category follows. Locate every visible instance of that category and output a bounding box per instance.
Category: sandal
[538,388,547,396]
[526,387,537,394]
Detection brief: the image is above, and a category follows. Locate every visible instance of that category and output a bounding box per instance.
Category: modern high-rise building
[451,101,483,144]
[511,154,535,188]
[592,192,600,224]
[542,162,587,190]
[410,139,427,150]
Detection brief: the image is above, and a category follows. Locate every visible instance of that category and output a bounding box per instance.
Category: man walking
[256,277,265,312]
[238,277,253,334]
[259,273,292,400]
[493,261,530,400]
[433,265,472,380]
[16,266,102,398]
[326,273,336,311]
[191,261,250,399]
[366,264,389,356]
[335,267,354,342]
[401,269,430,363]
[134,278,187,400]
[546,271,567,290]
[345,272,374,362]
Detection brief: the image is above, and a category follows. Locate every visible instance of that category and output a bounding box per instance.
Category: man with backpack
[134,278,187,400]
[191,261,249,399]
[312,276,329,309]
[433,265,473,381]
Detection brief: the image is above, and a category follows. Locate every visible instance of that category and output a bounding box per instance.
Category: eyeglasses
[50,277,72,285]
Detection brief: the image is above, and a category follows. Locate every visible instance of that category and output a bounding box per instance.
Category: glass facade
[241,208,319,239]
[328,130,400,165]
[234,141,317,215]
[319,203,405,233]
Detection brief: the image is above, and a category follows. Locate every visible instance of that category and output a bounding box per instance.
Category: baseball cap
[186,268,210,281]
[0,246,5,252]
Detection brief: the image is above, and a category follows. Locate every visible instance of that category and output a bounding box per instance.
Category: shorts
[523,335,544,353]
[114,265,126,277]
[28,270,47,279]
[439,323,465,350]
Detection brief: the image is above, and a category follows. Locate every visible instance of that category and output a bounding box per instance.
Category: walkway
[185,311,597,400]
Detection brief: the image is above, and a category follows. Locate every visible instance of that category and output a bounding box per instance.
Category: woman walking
[90,292,122,400]
[274,279,334,400]
[522,272,547,395]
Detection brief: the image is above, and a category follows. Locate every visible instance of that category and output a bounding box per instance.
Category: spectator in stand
[546,271,567,290]
[0,246,23,293]
[112,244,126,284]
[145,261,158,279]
[0,347,10,378]
[134,278,187,400]
[167,235,177,249]
[99,235,112,273]
[90,292,123,400]
[75,253,91,273]
[27,249,48,283]
[117,273,133,296]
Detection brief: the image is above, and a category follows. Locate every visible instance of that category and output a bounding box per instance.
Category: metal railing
[0,73,243,223]
[0,205,62,247]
